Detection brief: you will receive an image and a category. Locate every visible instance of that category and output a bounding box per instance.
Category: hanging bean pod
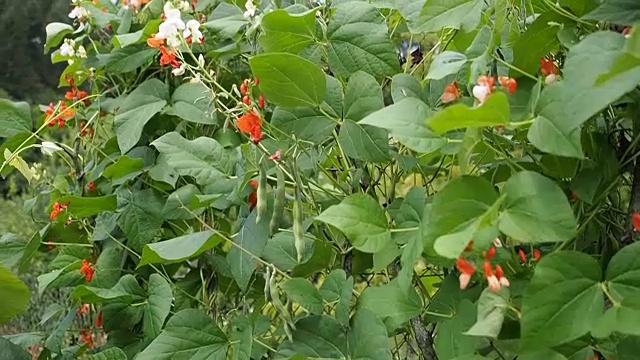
[256,161,268,223]
[269,166,285,237]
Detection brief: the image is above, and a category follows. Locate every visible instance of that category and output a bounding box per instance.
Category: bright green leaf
[103,156,144,180]
[44,22,74,53]
[0,264,29,324]
[280,278,324,315]
[427,92,511,135]
[411,0,483,34]
[259,9,318,53]
[139,231,218,267]
[56,195,117,218]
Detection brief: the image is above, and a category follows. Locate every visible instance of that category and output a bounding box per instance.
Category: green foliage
[3,0,640,359]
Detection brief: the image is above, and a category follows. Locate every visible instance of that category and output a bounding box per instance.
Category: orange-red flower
[498,76,517,94]
[159,46,180,68]
[80,259,95,282]
[236,111,263,143]
[518,248,527,264]
[87,181,96,192]
[456,257,475,290]
[485,246,496,260]
[495,264,510,287]
[95,311,103,328]
[483,260,500,292]
[147,34,165,48]
[441,81,461,104]
[533,249,541,262]
[633,212,640,232]
[50,201,69,219]
[247,179,259,210]
[45,102,75,128]
[76,303,89,316]
[540,57,559,77]
[80,329,94,349]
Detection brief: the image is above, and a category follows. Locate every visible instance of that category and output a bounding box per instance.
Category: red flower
[80,259,95,282]
[253,77,260,86]
[633,212,640,232]
[159,46,180,68]
[242,95,250,106]
[518,249,527,264]
[95,311,103,328]
[45,102,75,128]
[259,95,265,109]
[495,264,510,287]
[50,201,69,220]
[80,329,94,349]
[236,111,263,143]
[533,249,541,262]
[247,179,259,210]
[456,257,475,290]
[441,81,461,104]
[269,150,281,161]
[485,246,496,260]
[76,303,89,316]
[483,260,500,292]
[498,76,517,94]
[87,181,96,192]
[540,57,559,77]
[147,34,165,48]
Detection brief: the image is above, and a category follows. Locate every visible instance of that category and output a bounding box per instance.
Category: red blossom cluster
[50,202,69,220]
[80,259,95,282]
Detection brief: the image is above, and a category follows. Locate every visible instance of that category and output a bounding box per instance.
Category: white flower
[41,141,62,156]
[172,64,186,76]
[545,74,559,84]
[198,54,205,67]
[69,6,89,19]
[179,0,191,12]
[76,45,87,58]
[60,39,75,57]
[244,0,256,18]
[183,20,203,43]
[493,238,503,248]
[190,73,202,84]
[472,85,490,105]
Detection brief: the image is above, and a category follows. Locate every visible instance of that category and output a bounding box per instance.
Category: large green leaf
[106,45,157,74]
[359,97,445,154]
[137,309,229,360]
[427,51,468,80]
[0,264,29,324]
[276,315,348,359]
[348,309,393,360]
[464,288,509,338]
[0,99,32,138]
[167,83,216,124]
[338,120,390,163]
[270,106,336,143]
[103,156,144,180]
[520,252,603,351]
[499,171,577,243]
[427,92,511,134]
[411,0,483,34]
[358,279,422,332]
[316,193,390,253]
[117,188,165,251]
[0,338,30,360]
[249,53,326,108]
[326,2,399,77]
[606,242,640,301]
[428,176,500,259]
[343,71,384,121]
[139,231,219,267]
[0,233,26,269]
[114,79,169,153]
[44,22,74,53]
[583,0,640,25]
[259,9,318,53]
[227,209,270,290]
[151,132,235,186]
[143,274,173,339]
[280,278,324,315]
[528,31,640,158]
[435,299,477,360]
[55,195,117,218]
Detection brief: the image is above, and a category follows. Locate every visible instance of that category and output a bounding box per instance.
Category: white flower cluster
[244,0,256,18]
[154,1,203,48]
[68,5,89,20]
[59,39,87,64]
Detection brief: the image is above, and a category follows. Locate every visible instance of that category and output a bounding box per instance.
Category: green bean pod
[269,166,286,237]
[256,161,268,223]
[263,265,272,301]
[293,169,305,263]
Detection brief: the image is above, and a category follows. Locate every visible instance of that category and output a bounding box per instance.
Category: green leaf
[0,264,29,324]
[316,193,390,253]
[139,231,219,267]
[435,299,477,360]
[348,309,393,360]
[114,78,169,153]
[44,22,74,53]
[326,2,399,77]
[71,285,132,303]
[343,71,384,121]
[271,107,336,143]
[427,51,468,80]
[89,347,128,360]
[151,132,235,186]
[227,209,270,290]
[229,324,252,360]
[203,3,247,39]
[0,99,32,139]
[0,337,30,360]
[528,31,640,158]
[428,176,500,259]
[18,231,41,275]
[390,73,423,103]
[411,0,483,34]
[280,278,324,315]
[55,195,117,218]
[106,45,158,74]
[91,243,123,288]
[606,242,640,301]
[499,171,577,243]
[276,315,348,359]
[0,233,26,269]
[143,274,173,339]
[520,251,603,351]
[512,12,571,78]
[113,30,144,48]
[319,269,347,302]
[427,92,511,134]
[259,9,318,53]
[249,52,326,108]
[117,188,165,251]
[163,184,204,220]
[464,288,509,338]
[137,309,229,360]
[358,279,422,332]
[3,149,33,183]
[359,97,445,154]
[261,232,313,271]
[583,0,640,26]
[103,156,144,180]
[167,83,216,124]
[338,120,390,163]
